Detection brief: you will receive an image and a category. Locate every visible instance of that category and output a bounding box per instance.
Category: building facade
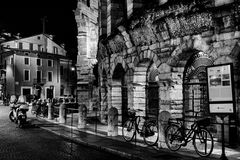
[75,0,99,111]
[75,0,240,145]
[0,34,76,101]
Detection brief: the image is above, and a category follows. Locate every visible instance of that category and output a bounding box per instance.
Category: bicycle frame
[131,116,144,135]
[181,123,198,145]
[171,120,201,146]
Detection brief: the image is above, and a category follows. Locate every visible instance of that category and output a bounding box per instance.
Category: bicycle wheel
[122,119,135,142]
[193,128,214,157]
[165,124,183,151]
[143,121,159,146]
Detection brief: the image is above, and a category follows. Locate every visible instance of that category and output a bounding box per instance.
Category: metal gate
[183,51,214,117]
[183,82,208,117]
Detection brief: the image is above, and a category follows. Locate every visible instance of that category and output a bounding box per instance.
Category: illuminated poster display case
[206,63,236,114]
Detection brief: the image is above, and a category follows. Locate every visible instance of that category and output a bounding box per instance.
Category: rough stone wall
[97,0,240,142]
[75,0,99,108]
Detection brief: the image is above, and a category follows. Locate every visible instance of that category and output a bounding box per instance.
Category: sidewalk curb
[32,117,238,160]
[41,126,142,160]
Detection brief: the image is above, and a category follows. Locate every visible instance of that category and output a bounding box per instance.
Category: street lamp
[70,65,77,100]
[71,66,75,71]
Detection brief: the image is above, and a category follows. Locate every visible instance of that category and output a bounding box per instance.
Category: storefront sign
[206,63,235,114]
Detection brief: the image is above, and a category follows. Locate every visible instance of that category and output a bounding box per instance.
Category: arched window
[183,51,213,117]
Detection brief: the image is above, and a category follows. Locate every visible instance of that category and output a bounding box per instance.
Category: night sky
[0,0,78,59]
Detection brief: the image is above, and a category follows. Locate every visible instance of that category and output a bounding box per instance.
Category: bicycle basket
[197,117,211,127]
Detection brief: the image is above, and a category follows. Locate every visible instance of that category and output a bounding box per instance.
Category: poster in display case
[206,63,235,114]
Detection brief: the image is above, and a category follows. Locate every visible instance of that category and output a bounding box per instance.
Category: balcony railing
[33,78,46,85]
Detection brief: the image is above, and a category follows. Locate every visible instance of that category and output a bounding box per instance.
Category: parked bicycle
[165,112,214,157]
[31,99,48,118]
[122,109,159,146]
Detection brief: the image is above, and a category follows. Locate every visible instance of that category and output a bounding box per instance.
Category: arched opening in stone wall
[112,63,128,125]
[183,51,214,119]
[146,62,159,119]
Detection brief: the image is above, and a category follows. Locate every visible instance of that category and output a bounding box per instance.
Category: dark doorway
[147,82,159,119]
[46,88,53,99]
[22,88,31,102]
[112,63,127,125]
[36,86,42,99]
[122,85,128,124]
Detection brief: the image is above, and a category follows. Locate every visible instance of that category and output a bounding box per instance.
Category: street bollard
[78,104,87,129]
[100,110,107,124]
[47,102,53,120]
[107,107,118,136]
[158,111,171,148]
[59,102,66,123]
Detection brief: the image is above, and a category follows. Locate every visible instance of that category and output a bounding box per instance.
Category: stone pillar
[100,107,107,124]
[59,103,66,123]
[47,102,53,120]
[107,0,112,36]
[126,0,133,18]
[107,77,112,107]
[78,104,87,129]
[158,111,171,148]
[108,107,118,136]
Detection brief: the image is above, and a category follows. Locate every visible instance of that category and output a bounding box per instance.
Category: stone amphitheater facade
[96,0,240,143]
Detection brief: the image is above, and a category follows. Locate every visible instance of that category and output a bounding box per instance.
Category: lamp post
[70,66,77,101]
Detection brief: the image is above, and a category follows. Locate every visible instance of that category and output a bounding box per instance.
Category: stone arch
[183,51,214,118]
[110,56,128,76]
[133,50,156,69]
[112,63,128,125]
[167,35,211,67]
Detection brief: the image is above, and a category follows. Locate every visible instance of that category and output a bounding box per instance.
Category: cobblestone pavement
[0,105,128,160]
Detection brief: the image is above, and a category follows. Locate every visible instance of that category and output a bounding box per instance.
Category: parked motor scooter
[15,95,29,128]
[9,95,18,123]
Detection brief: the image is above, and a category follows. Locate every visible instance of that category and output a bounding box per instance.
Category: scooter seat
[19,104,29,110]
